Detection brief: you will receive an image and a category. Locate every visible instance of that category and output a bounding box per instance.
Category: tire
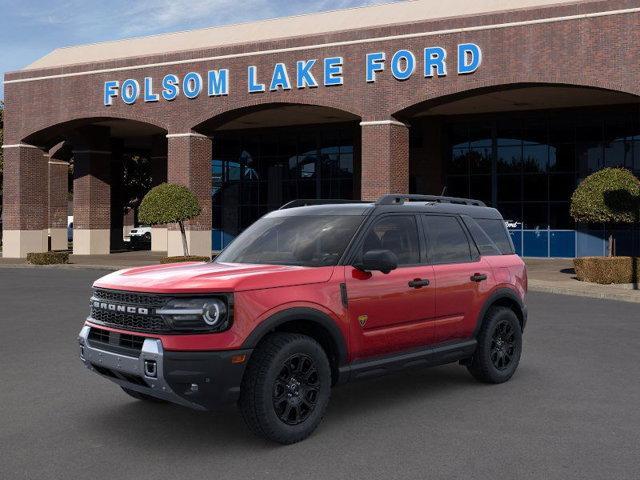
[467,306,522,384]
[239,333,331,444]
[121,387,165,402]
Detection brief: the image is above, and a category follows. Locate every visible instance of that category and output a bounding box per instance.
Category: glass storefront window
[444,105,640,233]
[211,123,358,249]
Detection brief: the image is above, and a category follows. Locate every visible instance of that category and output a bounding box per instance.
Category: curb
[528,281,640,304]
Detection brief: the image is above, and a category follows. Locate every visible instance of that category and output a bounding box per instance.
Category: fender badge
[358,315,368,327]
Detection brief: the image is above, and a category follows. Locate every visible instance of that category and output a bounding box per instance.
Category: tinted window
[476,218,515,254]
[462,217,502,256]
[360,216,420,265]
[423,215,473,264]
[216,215,363,266]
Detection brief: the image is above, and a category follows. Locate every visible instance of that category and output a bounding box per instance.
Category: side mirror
[357,249,398,274]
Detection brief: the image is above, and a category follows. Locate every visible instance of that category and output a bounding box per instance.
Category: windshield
[215,215,364,267]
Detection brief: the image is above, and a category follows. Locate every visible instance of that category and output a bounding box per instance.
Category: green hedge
[159,255,210,264]
[574,256,640,284]
[27,251,70,265]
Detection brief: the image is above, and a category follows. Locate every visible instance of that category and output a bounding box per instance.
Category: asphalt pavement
[1,268,639,480]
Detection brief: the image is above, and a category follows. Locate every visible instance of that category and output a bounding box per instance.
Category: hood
[93,262,335,293]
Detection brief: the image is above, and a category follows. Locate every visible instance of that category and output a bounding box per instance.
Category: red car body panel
[94,262,335,293]
[87,254,525,356]
[90,263,346,352]
[346,265,436,359]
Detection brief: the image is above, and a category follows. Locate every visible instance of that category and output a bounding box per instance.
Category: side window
[360,215,420,265]
[462,216,502,256]
[423,215,473,264]
[476,218,515,254]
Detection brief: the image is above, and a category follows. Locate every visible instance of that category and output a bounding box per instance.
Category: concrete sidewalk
[525,258,640,303]
[1,251,639,303]
[0,250,165,271]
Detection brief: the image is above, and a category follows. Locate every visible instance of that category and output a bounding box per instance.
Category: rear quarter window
[475,218,515,255]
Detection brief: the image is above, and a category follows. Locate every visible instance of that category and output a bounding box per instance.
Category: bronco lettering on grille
[92,301,149,315]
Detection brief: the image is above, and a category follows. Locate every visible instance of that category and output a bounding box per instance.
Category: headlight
[157,297,230,332]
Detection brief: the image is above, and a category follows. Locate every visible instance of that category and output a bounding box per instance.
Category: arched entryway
[397,84,640,257]
[193,103,361,250]
[3,117,167,257]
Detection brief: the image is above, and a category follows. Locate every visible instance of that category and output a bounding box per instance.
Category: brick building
[3,0,640,258]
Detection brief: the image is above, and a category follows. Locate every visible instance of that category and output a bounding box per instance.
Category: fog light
[79,346,85,361]
[144,360,157,378]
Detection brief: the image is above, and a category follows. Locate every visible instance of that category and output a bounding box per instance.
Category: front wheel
[467,306,522,384]
[239,333,331,444]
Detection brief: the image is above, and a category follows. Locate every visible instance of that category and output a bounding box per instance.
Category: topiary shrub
[27,251,69,265]
[570,168,640,256]
[159,255,210,264]
[574,256,640,284]
[139,183,202,256]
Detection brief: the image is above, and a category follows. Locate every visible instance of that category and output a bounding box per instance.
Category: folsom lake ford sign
[103,43,482,106]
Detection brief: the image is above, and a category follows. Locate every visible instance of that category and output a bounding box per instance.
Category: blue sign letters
[103,43,482,106]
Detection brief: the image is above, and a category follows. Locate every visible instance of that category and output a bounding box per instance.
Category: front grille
[92,288,166,308]
[87,327,147,355]
[88,327,109,343]
[89,288,169,333]
[120,333,145,350]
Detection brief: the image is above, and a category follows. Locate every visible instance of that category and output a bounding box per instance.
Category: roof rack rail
[279,199,370,209]
[376,194,486,207]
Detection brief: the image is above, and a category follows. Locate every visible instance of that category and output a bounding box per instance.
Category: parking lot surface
[1,268,639,480]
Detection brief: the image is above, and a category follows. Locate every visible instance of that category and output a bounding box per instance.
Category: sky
[0,0,400,100]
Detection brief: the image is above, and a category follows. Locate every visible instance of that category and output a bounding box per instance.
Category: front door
[346,215,436,359]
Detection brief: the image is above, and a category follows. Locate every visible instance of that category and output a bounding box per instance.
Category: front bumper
[78,325,252,410]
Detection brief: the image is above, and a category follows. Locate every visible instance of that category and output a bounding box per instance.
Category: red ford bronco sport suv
[78,194,527,444]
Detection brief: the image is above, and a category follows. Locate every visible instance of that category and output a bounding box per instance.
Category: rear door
[422,214,494,343]
[345,214,436,359]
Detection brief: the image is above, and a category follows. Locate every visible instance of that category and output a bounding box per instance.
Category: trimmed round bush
[139,183,202,256]
[570,168,640,224]
[139,183,201,225]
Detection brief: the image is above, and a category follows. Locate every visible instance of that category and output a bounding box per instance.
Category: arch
[190,101,361,134]
[21,115,168,150]
[392,82,640,121]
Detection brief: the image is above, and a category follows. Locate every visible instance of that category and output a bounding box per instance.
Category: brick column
[166,133,212,257]
[2,144,49,258]
[360,120,410,201]
[72,127,112,255]
[48,159,69,251]
[150,134,168,252]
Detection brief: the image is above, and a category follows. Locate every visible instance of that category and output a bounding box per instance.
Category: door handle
[408,278,430,288]
[470,273,488,282]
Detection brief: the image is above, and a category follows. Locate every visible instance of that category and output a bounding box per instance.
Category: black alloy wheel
[466,306,522,384]
[272,353,320,425]
[239,332,331,444]
[490,320,516,370]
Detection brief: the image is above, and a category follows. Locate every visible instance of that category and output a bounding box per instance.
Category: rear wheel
[239,333,331,444]
[121,387,165,402]
[467,306,522,384]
